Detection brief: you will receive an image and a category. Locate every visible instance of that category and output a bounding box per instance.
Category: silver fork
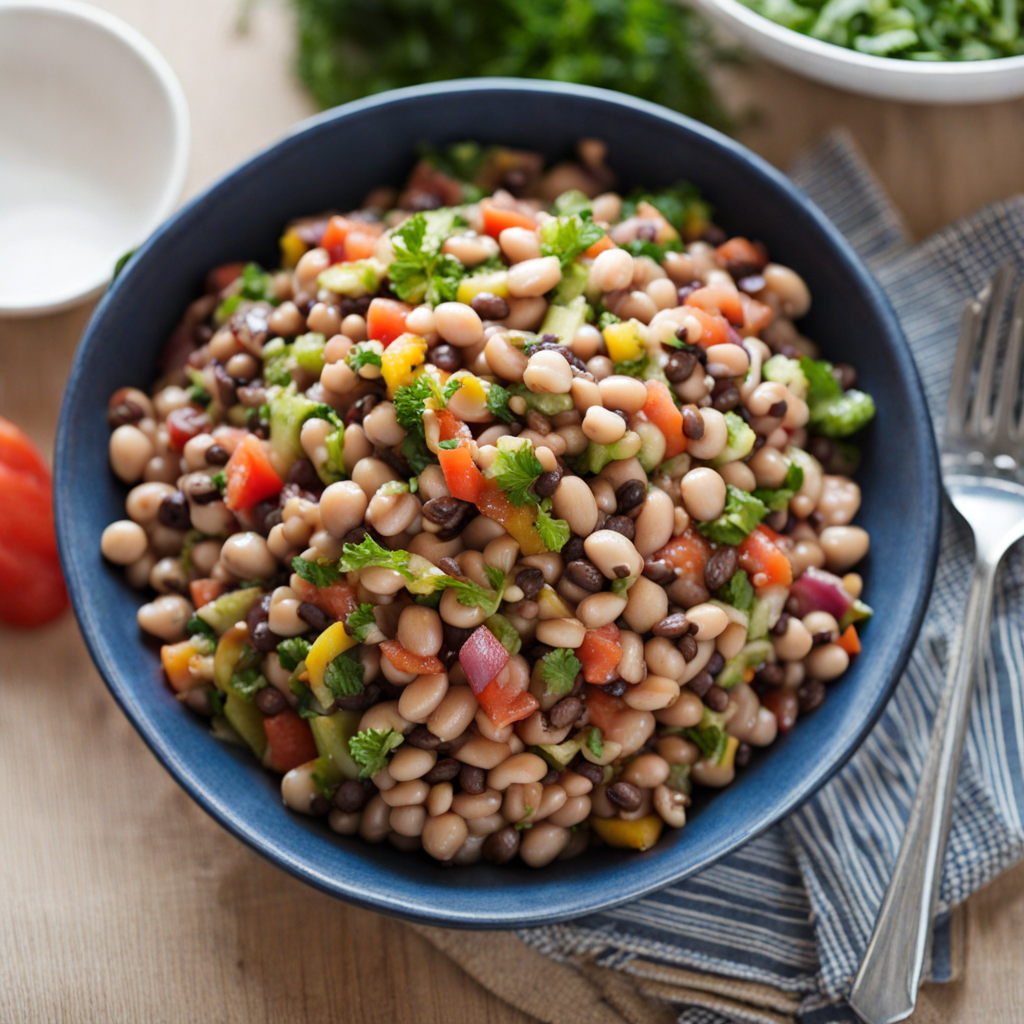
[849,262,1024,1024]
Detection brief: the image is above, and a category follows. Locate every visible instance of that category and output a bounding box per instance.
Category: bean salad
[101,140,876,868]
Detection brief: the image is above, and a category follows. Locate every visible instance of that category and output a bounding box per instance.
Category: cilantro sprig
[539,213,605,269]
[349,727,404,779]
[345,603,380,643]
[276,637,312,671]
[291,556,344,588]
[323,652,365,698]
[696,486,768,546]
[489,439,570,552]
[539,649,581,697]
[388,213,466,307]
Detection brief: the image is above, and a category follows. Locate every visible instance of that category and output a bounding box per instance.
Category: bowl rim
[696,0,1024,75]
[55,78,941,927]
[0,0,191,317]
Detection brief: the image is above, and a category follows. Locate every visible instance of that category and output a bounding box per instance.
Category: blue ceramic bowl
[55,80,940,927]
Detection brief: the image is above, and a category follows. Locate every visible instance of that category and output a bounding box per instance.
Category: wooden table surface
[3,2,1024,1020]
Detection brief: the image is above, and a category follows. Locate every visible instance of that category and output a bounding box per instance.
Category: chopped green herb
[752,461,804,513]
[683,707,729,763]
[346,340,384,372]
[276,637,312,672]
[179,529,203,578]
[186,615,217,644]
[539,649,581,697]
[437,439,462,450]
[433,569,506,618]
[696,485,768,546]
[239,262,278,303]
[492,441,544,507]
[597,310,621,330]
[716,568,754,613]
[112,248,136,281]
[388,213,466,307]
[586,727,604,759]
[534,499,570,553]
[485,613,523,656]
[188,382,212,406]
[349,727,404,779]
[486,381,515,423]
[338,534,414,579]
[210,471,227,494]
[345,603,379,643]
[539,213,605,269]
[291,555,343,588]
[323,652,365,698]
[401,433,436,473]
[228,645,267,701]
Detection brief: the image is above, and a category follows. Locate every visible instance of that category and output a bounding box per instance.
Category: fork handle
[848,555,997,1024]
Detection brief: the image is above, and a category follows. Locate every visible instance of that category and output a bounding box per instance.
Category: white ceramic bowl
[0,0,189,316]
[693,0,1024,103]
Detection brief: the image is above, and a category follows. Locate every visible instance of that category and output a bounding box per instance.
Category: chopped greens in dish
[99,138,874,869]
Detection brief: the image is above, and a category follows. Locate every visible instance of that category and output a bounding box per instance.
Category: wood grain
[2,2,1023,1020]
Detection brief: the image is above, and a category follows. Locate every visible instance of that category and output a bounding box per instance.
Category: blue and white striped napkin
[513,131,1024,1023]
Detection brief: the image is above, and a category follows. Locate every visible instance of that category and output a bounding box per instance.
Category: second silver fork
[850,262,1024,1024]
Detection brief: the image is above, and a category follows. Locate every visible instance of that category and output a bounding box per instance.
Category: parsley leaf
[345,603,379,643]
[539,649,581,697]
[291,556,343,588]
[486,381,515,423]
[346,341,384,371]
[696,486,768,546]
[752,461,804,513]
[228,645,267,701]
[619,239,670,263]
[388,213,466,306]
[186,615,217,644]
[437,438,462,450]
[323,652,365,698]
[492,442,543,506]
[210,471,227,494]
[799,357,875,437]
[349,727,404,779]
[337,535,414,579]
[597,310,621,330]
[401,433,436,473]
[683,707,729,763]
[716,568,754,613]
[534,499,570,553]
[239,262,277,302]
[276,637,312,671]
[539,214,605,269]
[393,374,450,440]
[586,727,604,758]
[434,569,506,618]
[551,190,593,218]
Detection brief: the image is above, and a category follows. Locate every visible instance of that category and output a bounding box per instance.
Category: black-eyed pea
[358,794,392,843]
[633,488,675,558]
[647,278,679,310]
[589,476,617,514]
[644,636,686,680]
[502,296,548,331]
[773,617,813,661]
[622,753,671,789]
[514,710,571,747]
[749,445,790,489]
[388,832,421,853]
[426,782,454,817]
[654,785,688,828]
[405,305,436,337]
[483,535,520,576]
[101,520,149,565]
[358,700,412,736]
[109,425,154,483]
[617,629,646,684]
[351,456,400,500]
[843,572,863,599]
[421,811,469,860]
[367,489,421,537]
[379,656,417,686]
[598,375,648,414]
[674,362,711,405]
[502,781,543,824]
[341,424,373,474]
[465,812,505,838]
[397,605,443,658]
[691,756,735,789]
[678,640,716,683]
[716,622,748,660]
[623,674,679,711]
[586,355,614,381]
[328,809,362,835]
[362,402,407,448]
[531,784,567,822]
[519,823,571,867]
[803,610,840,641]
[137,594,193,641]
[685,603,729,641]
[680,468,727,522]
[547,794,591,828]
[705,343,750,379]
[624,576,669,634]
[380,779,430,808]
[361,566,409,597]
[590,784,616,818]
[583,530,643,581]
[570,376,602,413]
[126,482,176,524]
[577,592,628,630]
[508,256,561,298]
[389,804,427,838]
[280,761,321,815]
[684,409,728,461]
[580,737,623,766]
[524,348,573,394]
[434,302,484,348]
[783,660,805,690]
[487,752,549,791]
[747,706,779,746]
[320,359,359,393]
[125,552,156,590]
[582,406,627,445]
[589,247,634,292]
[427,686,479,741]
[571,323,603,361]
[762,263,811,318]
[388,746,437,782]
[789,539,826,577]
[718,461,756,491]
[819,526,870,573]
[267,587,306,637]
[535,617,586,649]
[559,769,594,798]
[450,788,503,819]
[804,643,850,681]
[551,475,599,536]
[656,733,701,763]
[455,735,513,770]
[498,226,541,263]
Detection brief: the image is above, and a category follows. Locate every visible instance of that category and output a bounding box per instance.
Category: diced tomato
[206,262,245,294]
[583,685,630,734]
[460,626,511,694]
[481,204,537,239]
[715,237,768,274]
[577,624,622,685]
[475,485,545,556]
[379,639,445,675]
[161,640,196,692]
[685,285,744,328]
[654,529,711,587]
[189,578,226,609]
[683,307,731,348]
[166,405,211,452]
[836,624,861,657]
[476,679,539,730]
[343,227,382,261]
[638,380,686,459]
[264,711,318,774]
[291,578,359,623]
[320,215,353,264]
[438,444,486,503]
[583,233,615,259]
[367,297,413,346]
[224,434,283,512]
[738,525,793,589]
[739,293,773,337]
[435,409,473,444]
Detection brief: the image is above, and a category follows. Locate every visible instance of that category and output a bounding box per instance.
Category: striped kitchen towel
[499,130,1024,1023]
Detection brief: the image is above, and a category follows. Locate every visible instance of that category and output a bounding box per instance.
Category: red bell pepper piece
[292,577,359,623]
[481,204,537,239]
[577,624,622,685]
[638,380,686,459]
[738,525,793,589]
[379,639,446,675]
[189,578,227,609]
[166,405,211,452]
[438,444,486,503]
[223,434,283,512]
[367,297,413,346]
[263,711,318,774]
[685,285,745,328]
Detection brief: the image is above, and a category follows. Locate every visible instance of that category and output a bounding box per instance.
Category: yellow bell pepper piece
[305,621,359,708]
[456,270,509,305]
[279,228,308,269]
[381,333,428,397]
[719,735,740,771]
[589,814,664,851]
[602,319,645,364]
[213,623,248,693]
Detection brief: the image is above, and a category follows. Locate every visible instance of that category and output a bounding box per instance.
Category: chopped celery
[549,263,589,306]
[508,384,574,417]
[762,354,808,400]
[715,640,774,690]
[292,332,326,375]
[268,387,322,471]
[317,259,383,297]
[196,587,264,636]
[539,294,588,343]
[309,710,363,784]
[223,692,267,759]
[709,411,756,467]
[839,599,874,630]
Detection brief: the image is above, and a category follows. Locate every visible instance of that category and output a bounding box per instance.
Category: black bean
[603,516,636,541]
[108,399,146,427]
[423,757,461,784]
[665,350,698,383]
[470,292,510,321]
[548,696,584,729]
[406,726,443,750]
[565,559,604,593]
[340,295,373,318]
[246,594,271,633]
[515,567,545,600]
[158,491,191,531]
[298,601,330,633]
[186,477,221,506]
[429,344,461,373]
[250,498,279,537]
[606,781,642,812]
[248,621,281,654]
[443,622,475,654]
[205,443,230,466]
[459,764,487,795]
[286,458,323,494]
[652,613,691,638]
[812,630,833,647]
[704,546,738,592]
[562,535,586,563]
[712,385,741,412]
[573,759,605,786]
[309,794,332,817]
[755,663,785,687]
[681,405,705,440]
[706,651,726,677]
[336,681,380,712]
[529,340,586,372]
[213,362,237,405]
[422,495,472,530]
[704,685,730,712]
[735,742,753,768]
[534,470,562,499]
[615,479,647,514]
[688,669,714,698]
[677,634,699,662]
[643,558,676,585]
[797,678,826,713]
[255,687,288,716]
[333,779,373,813]
[541,768,559,787]
[751,436,767,455]
[482,826,521,865]
[598,680,627,697]
[771,612,791,637]
[437,556,463,577]
[764,400,787,420]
